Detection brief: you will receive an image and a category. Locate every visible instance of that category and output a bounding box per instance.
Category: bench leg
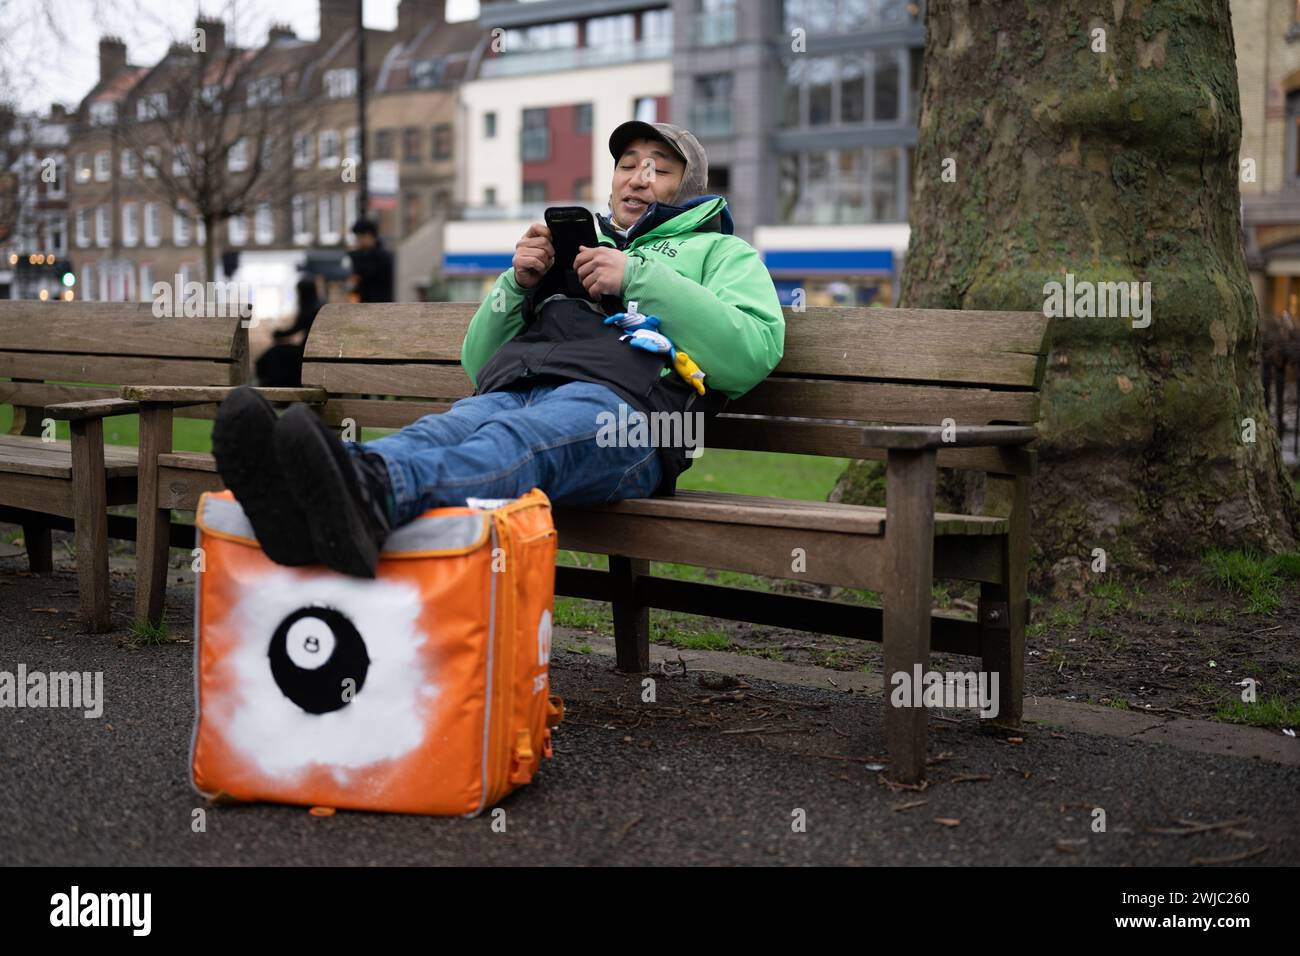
[70,418,112,633]
[609,555,649,672]
[134,406,174,627]
[882,448,936,785]
[21,518,53,573]
[981,475,1030,727]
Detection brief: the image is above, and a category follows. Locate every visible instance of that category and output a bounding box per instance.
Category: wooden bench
[127,301,1050,782]
[0,302,249,631]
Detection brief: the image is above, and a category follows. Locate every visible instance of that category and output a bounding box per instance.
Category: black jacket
[473,209,729,495]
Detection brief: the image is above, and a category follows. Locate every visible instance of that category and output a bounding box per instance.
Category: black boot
[272,404,394,578]
[211,386,318,566]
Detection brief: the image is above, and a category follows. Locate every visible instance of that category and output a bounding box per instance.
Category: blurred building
[56,1,481,312]
[1234,0,1300,321]
[446,0,923,306]
[0,105,71,300]
[444,0,674,300]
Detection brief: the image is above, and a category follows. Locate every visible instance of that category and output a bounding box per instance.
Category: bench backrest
[302,303,1051,476]
[0,302,249,434]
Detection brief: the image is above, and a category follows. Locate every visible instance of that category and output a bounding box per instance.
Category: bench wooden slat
[299,362,1041,426]
[0,435,138,478]
[575,490,1008,536]
[0,352,241,387]
[304,303,1049,389]
[0,304,246,359]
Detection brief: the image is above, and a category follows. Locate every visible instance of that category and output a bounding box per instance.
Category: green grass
[1215,695,1300,730]
[127,617,172,647]
[676,449,849,500]
[1203,548,1300,615]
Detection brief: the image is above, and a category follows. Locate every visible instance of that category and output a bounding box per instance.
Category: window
[174,207,191,246]
[122,203,139,247]
[344,127,360,165]
[89,101,116,126]
[575,103,592,134]
[293,133,312,169]
[587,14,635,46]
[809,58,834,126]
[484,112,497,138]
[94,150,111,182]
[696,0,736,46]
[691,74,733,135]
[229,138,248,172]
[484,186,497,206]
[143,146,161,178]
[319,130,340,168]
[633,96,657,123]
[137,92,167,121]
[432,124,452,160]
[403,127,421,163]
[841,55,865,124]
[200,84,223,107]
[872,49,901,123]
[411,58,447,89]
[75,208,90,247]
[323,68,357,99]
[502,22,578,53]
[228,214,247,246]
[74,153,90,183]
[247,75,282,107]
[292,194,313,244]
[82,264,96,301]
[95,206,110,247]
[521,109,548,161]
[345,191,358,234]
[139,264,154,302]
[642,9,673,42]
[173,144,191,177]
[255,202,274,244]
[782,50,906,129]
[44,212,66,253]
[260,136,275,170]
[46,157,65,198]
[375,129,395,160]
[776,146,905,225]
[522,181,546,204]
[144,203,161,247]
[318,193,342,243]
[195,213,206,247]
[573,178,591,200]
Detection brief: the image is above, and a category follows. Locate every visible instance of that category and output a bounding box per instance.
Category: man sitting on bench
[212,121,785,578]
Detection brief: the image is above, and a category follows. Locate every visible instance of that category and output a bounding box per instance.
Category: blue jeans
[351,381,663,527]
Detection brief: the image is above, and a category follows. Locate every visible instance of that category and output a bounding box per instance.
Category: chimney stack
[195,16,226,55]
[268,22,297,43]
[98,36,127,84]
[397,0,446,38]
[319,0,356,41]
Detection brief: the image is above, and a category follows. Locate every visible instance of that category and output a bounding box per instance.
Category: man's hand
[512,223,555,289]
[574,245,627,300]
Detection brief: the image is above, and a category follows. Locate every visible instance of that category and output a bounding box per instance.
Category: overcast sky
[4,0,486,114]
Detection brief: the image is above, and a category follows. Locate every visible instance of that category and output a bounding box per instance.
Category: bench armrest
[862,424,1038,451]
[44,398,141,421]
[120,385,329,405]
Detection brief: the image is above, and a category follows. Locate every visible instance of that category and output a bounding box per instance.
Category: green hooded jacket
[460,195,785,400]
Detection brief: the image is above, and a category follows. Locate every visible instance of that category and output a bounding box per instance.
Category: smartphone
[544,206,598,273]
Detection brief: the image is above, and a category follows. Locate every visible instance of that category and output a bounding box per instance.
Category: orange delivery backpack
[189,487,563,817]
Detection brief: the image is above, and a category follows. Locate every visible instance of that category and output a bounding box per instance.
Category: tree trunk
[839,0,1299,576]
[203,215,216,284]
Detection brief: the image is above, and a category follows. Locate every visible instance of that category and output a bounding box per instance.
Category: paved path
[2,559,1296,865]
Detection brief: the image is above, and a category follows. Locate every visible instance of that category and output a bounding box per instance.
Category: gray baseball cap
[608,120,709,205]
